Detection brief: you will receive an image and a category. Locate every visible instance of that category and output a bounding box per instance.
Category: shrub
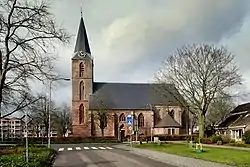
[202,138,212,144]
[0,146,56,167]
[229,141,246,147]
[220,135,230,144]
[229,139,235,143]
[211,135,222,143]
[217,140,223,145]
[243,130,250,144]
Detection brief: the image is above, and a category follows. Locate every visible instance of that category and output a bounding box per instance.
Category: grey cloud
[48,0,250,104]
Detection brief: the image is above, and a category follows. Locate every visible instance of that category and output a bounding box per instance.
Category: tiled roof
[154,114,182,128]
[230,113,250,127]
[89,82,185,110]
[230,102,250,114]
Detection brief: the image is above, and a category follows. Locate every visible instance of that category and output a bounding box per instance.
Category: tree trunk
[101,128,104,136]
[198,113,205,141]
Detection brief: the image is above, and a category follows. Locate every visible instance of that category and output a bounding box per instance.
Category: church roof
[154,114,182,128]
[72,15,91,60]
[89,82,185,110]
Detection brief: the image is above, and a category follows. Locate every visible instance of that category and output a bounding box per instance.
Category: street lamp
[48,77,70,148]
[147,104,154,142]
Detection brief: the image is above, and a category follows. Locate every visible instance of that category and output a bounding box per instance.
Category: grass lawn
[134,143,250,167]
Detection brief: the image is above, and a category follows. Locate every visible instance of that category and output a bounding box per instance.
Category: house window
[79,62,84,77]
[79,81,84,100]
[138,113,144,127]
[79,104,84,124]
[119,113,126,122]
[172,128,175,135]
[168,129,171,134]
[168,110,174,119]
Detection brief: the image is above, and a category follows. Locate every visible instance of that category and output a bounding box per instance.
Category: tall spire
[74,9,91,55]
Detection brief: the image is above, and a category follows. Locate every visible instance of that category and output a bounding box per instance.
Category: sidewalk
[168,141,250,151]
[114,144,235,167]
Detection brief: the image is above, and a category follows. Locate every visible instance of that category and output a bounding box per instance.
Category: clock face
[79,51,87,58]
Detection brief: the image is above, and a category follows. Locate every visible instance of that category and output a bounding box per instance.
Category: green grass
[134,143,250,167]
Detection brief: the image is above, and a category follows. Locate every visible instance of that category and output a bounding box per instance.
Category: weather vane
[80,6,83,17]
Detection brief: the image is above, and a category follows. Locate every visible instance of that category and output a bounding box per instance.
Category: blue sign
[127,115,132,126]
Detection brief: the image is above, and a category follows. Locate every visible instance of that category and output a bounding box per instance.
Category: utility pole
[25,110,28,162]
[48,77,70,148]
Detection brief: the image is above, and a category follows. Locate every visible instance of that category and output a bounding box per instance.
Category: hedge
[0,136,119,145]
[125,134,198,142]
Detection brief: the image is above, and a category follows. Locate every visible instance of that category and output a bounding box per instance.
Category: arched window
[79,81,84,100]
[79,62,84,77]
[138,113,144,127]
[119,113,126,122]
[79,104,84,124]
[169,110,174,119]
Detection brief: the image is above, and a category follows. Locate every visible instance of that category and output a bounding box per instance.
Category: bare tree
[155,44,242,138]
[92,96,112,136]
[206,93,235,127]
[54,102,71,137]
[28,93,58,138]
[0,0,70,119]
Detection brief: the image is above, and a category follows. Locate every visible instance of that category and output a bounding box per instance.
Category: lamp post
[147,104,154,142]
[48,77,70,148]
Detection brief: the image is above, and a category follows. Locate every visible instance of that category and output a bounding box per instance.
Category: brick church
[71,14,189,139]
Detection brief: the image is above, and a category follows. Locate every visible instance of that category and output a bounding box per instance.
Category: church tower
[71,12,93,137]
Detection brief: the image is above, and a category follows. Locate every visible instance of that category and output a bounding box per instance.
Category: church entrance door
[120,130,125,142]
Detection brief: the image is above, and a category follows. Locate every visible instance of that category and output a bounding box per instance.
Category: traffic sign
[127,115,132,126]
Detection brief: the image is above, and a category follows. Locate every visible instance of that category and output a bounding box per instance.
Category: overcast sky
[44,0,250,105]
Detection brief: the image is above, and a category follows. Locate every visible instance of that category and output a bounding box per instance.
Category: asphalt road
[52,144,177,167]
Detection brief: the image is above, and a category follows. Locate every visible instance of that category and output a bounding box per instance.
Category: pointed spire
[74,9,91,55]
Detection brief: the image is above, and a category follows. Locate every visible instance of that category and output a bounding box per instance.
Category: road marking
[106,147,113,149]
[67,147,73,151]
[99,147,106,149]
[76,147,81,150]
[91,147,98,149]
[83,147,89,150]
[58,148,64,152]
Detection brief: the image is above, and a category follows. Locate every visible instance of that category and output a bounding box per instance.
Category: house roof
[230,113,250,127]
[217,114,242,127]
[230,103,250,114]
[154,114,182,128]
[89,82,185,110]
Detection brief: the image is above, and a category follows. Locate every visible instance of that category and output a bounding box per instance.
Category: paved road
[52,144,176,167]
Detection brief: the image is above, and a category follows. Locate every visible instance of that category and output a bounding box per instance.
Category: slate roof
[89,82,185,110]
[72,16,91,60]
[154,114,182,128]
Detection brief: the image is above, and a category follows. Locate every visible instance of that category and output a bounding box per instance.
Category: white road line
[83,147,90,150]
[99,147,106,149]
[106,147,113,149]
[76,147,81,150]
[67,147,73,151]
[91,147,98,150]
[58,148,64,152]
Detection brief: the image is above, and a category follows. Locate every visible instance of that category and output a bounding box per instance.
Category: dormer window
[79,62,84,77]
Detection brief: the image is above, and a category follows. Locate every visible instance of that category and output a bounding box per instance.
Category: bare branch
[155,44,242,137]
[0,0,71,117]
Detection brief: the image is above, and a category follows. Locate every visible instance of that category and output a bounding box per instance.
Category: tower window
[79,62,84,77]
[79,104,84,124]
[79,81,84,100]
